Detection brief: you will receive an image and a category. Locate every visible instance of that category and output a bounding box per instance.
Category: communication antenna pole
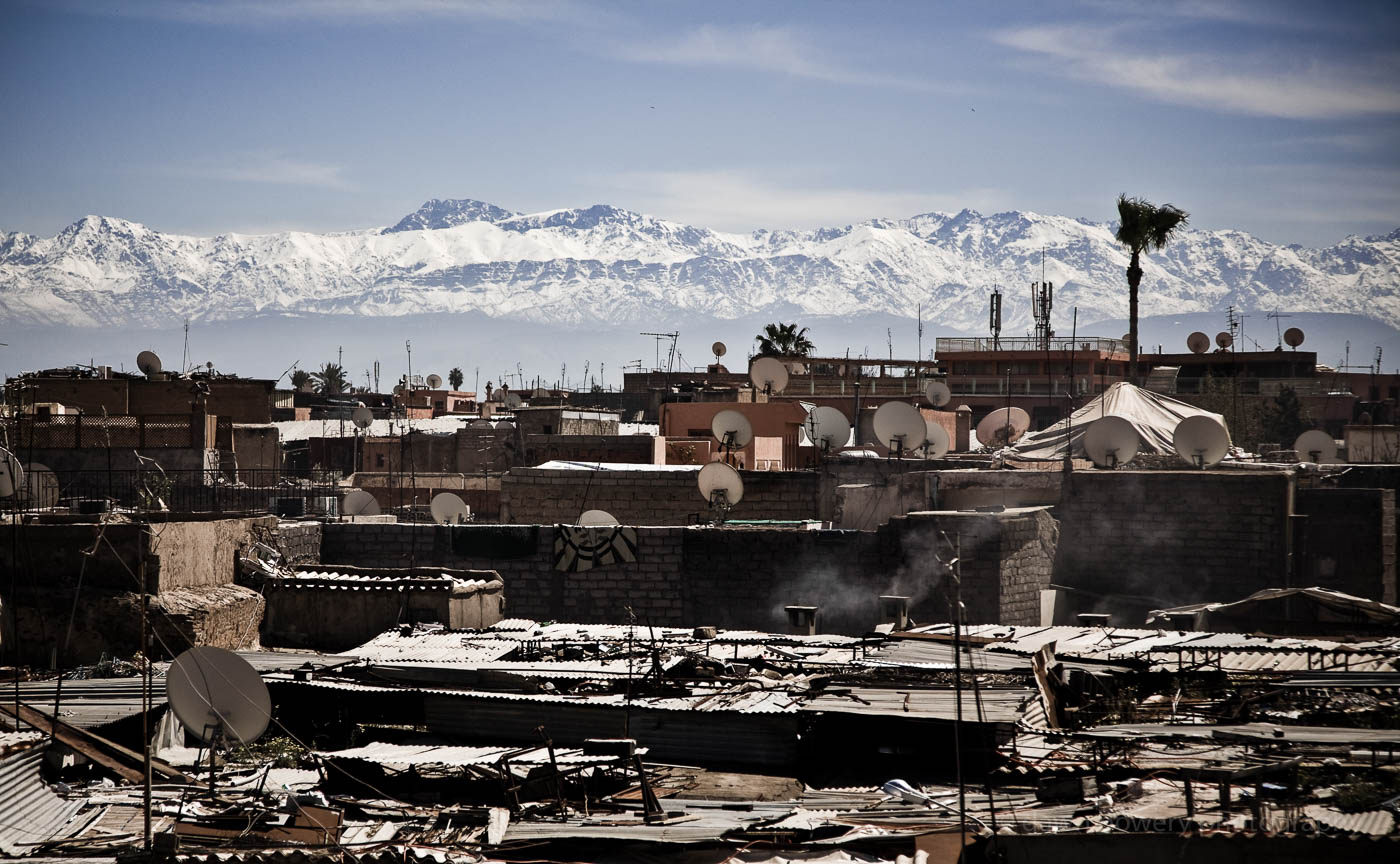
[989,287,1003,350]
[917,303,923,386]
[1267,310,1292,350]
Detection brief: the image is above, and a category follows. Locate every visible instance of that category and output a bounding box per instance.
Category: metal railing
[4,414,232,450]
[15,468,340,515]
[936,337,1127,354]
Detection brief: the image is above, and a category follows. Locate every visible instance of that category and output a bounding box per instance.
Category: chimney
[879,594,910,630]
[784,605,819,636]
[1077,612,1111,627]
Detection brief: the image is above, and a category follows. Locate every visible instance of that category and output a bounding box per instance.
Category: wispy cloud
[164,153,354,190]
[52,0,586,26]
[598,170,1008,232]
[614,24,948,92]
[994,25,1400,119]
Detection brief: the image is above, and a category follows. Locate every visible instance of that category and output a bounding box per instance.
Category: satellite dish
[750,357,789,394]
[711,409,754,449]
[136,351,162,376]
[1083,415,1140,468]
[1284,327,1305,348]
[1293,429,1339,464]
[19,462,59,510]
[351,406,374,429]
[1173,415,1230,468]
[873,402,927,453]
[578,509,619,527]
[166,647,270,745]
[426,373,443,389]
[0,449,19,498]
[1215,331,1233,349]
[505,392,523,409]
[532,387,550,399]
[923,422,950,459]
[471,418,492,428]
[697,461,744,506]
[1187,332,1210,354]
[342,489,381,516]
[712,341,727,358]
[976,407,1031,447]
[924,380,952,408]
[804,406,850,450]
[430,492,471,524]
[494,420,515,430]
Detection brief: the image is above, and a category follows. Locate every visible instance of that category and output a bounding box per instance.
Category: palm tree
[754,322,815,357]
[1115,194,1189,384]
[289,368,312,392]
[312,362,350,395]
[448,367,464,390]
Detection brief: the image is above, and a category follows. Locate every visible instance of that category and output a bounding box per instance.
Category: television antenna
[1083,415,1140,469]
[342,489,381,517]
[577,509,620,527]
[803,406,850,453]
[697,461,743,523]
[166,646,270,794]
[924,380,951,408]
[1267,311,1292,350]
[1225,306,1247,351]
[1173,415,1230,468]
[749,357,789,395]
[975,407,1030,448]
[1187,332,1210,354]
[1293,429,1339,464]
[873,401,927,458]
[710,409,754,464]
[430,492,471,524]
[640,331,679,374]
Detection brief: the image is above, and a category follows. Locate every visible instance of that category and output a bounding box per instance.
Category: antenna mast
[989,287,1003,350]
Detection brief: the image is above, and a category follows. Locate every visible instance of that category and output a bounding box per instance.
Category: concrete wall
[1296,487,1397,604]
[233,425,282,476]
[522,434,657,467]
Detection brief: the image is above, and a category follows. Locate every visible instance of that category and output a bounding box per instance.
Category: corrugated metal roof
[801,687,1031,723]
[0,744,87,854]
[7,678,164,729]
[422,684,800,714]
[502,799,797,843]
[1304,804,1396,836]
[339,631,519,664]
[317,741,635,768]
[273,416,478,442]
[533,460,700,472]
[271,571,500,592]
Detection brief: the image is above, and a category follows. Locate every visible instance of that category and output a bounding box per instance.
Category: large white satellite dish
[1083,415,1140,468]
[976,407,1030,447]
[430,492,471,524]
[351,406,374,429]
[342,489,381,516]
[804,406,850,450]
[20,462,59,510]
[1173,415,1230,468]
[471,418,493,428]
[1187,332,1210,354]
[577,509,620,527]
[924,381,952,408]
[1293,429,1339,464]
[166,646,270,745]
[426,373,443,389]
[873,402,927,454]
[750,357,789,394]
[923,422,950,459]
[137,350,163,377]
[697,461,744,506]
[711,409,754,449]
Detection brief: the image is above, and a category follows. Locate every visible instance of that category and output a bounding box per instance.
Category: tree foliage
[754,322,814,357]
[1261,385,1310,448]
[448,367,464,390]
[1115,194,1189,383]
[289,369,312,391]
[312,362,350,395]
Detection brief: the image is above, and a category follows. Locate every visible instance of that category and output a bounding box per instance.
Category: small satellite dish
[804,406,850,450]
[873,402,927,453]
[1284,327,1305,348]
[1121,333,1132,346]
[924,381,951,407]
[712,341,727,358]
[1173,415,1230,468]
[923,422,950,459]
[137,350,162,377]
[711,409,754,449]
[1083,415,1140,468]
[1187,332,1210,354]
[1293,429,1339,464]
[494,420,515,430]
[351,406,374,429]
[430,492,471,524]
[750,357,789,394]
[1215,331,1233,349]
[976,407,1031,447]
[167,647,270,745]
[426,373,443,389]
[505,392,523,409]
[342,489,381,516]
[578,509,620,527]
[0,448,19,499]
[697,461,744,506]
[20,462,59,510]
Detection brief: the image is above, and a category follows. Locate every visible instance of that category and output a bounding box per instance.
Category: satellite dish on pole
[1173,416,1230,468]
[924,381,952,408]
[873,402,927,456]
[750,357,789,394]
[426,373,443,389]
[711,410,754,452]
[430,492,471,524]
[1215,331,1233,350]
[976,407,1031,447]
[712,341,727,359]
[1187,332,1210,354]
[1293,429,1339,464]
[923,422,950,459]
[578,509,619,527]
[342,489,381,516]
[351,406,374,429]
[137,351,163,377]
[1083,415,1140,468]
[803,406,850,451]
[166,647,271,746]
[697,461,744,507]
[1284,327,1305,348]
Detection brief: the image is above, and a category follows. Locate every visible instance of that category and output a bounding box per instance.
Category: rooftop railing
[936,337,1127,354]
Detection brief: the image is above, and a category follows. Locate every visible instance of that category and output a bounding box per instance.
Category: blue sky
[2,0,1397,246]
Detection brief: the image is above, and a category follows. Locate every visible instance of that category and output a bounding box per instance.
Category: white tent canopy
[1007,382,1229,462]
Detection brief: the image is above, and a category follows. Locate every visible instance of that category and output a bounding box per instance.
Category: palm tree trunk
[1127,250,1142,386]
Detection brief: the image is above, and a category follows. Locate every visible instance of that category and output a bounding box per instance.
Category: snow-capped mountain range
[2,198,1397,332]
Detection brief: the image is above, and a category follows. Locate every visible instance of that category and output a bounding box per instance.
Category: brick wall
[1053,471,1293,611]
[273,520,323,565]
[1296,487,1397,604]
[523,434,656,466]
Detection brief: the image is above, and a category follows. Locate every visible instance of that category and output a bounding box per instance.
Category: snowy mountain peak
[383,198,518,233]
